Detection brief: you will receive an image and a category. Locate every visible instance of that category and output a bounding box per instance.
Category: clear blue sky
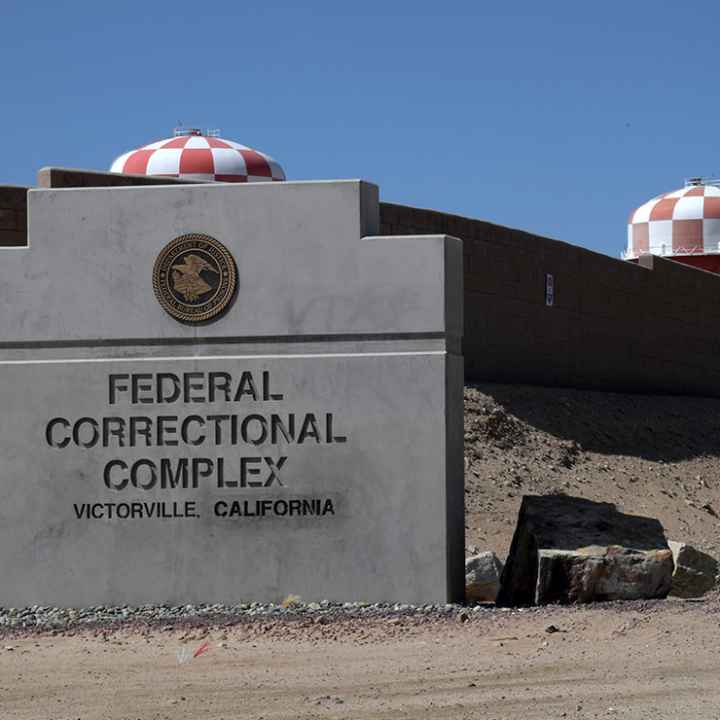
[2,1,717,258]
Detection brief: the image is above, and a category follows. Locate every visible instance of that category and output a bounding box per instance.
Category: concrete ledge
[37,167,204,189]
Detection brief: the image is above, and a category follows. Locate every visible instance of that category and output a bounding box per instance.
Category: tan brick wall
[380,202,720,396]
[0,186,28,247]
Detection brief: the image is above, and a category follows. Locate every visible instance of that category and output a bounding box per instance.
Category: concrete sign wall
[0,180,464,606]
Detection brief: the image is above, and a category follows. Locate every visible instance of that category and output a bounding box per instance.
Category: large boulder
[497,495,674,606]
[465,551,503,603]
[668,541,718,598]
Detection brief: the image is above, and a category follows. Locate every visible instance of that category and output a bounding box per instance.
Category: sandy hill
[464,383,720,562]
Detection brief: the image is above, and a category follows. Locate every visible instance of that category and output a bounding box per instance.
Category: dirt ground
[3,598,720,719]
[5,382,720,719]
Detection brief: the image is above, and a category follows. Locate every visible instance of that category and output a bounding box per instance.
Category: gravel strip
[0,595,706,635]
[0,601,487,632]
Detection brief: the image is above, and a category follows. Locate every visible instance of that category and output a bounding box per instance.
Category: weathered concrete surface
[497,495,673,606]
[668,540,718,598]
[465,551,503,603]
[0,180,464,606]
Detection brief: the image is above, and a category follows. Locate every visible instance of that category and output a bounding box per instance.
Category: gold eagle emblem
[171,254,218,301]
[153,233,237,323]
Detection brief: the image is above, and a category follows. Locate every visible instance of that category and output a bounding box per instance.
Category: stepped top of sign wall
[110,128,285,183]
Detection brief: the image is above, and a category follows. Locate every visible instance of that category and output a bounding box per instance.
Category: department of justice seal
[153,233,237,323]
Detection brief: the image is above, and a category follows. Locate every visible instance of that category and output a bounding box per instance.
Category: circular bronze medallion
[153,233,237,323]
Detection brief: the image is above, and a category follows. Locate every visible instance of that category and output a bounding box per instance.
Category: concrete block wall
[380,202,720,397]
[0,186,28,247]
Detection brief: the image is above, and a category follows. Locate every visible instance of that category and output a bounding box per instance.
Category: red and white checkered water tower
[110,128,285,184]
[626,178,720,273]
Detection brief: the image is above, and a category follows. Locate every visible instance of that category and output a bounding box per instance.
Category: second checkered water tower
[626,178,720,273]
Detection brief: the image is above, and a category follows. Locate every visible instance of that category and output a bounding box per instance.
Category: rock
[497,495,674,606]
[668,541,718,598]
[465,551,503,603]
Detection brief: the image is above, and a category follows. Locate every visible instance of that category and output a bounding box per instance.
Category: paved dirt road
[2,599,720,719]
